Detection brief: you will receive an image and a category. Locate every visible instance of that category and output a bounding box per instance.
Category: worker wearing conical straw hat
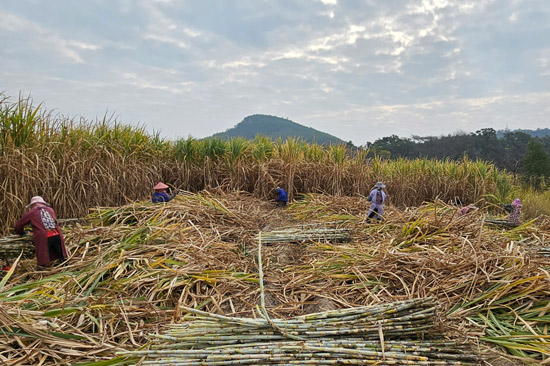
[152,182,176,203]
[14,196,68,270]
[366,182,386,223]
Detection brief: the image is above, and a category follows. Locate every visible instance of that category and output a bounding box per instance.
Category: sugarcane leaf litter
[1,191,549,365]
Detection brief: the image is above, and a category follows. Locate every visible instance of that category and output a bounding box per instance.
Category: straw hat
[26,196,49,208]
[374,182,386,188]
[153,182,169,190]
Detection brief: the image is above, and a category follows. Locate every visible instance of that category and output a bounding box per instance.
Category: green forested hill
[211,114,345,145]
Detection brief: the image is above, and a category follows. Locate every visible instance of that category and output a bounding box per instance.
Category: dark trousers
[47,235,65,262]
[366,208,379,222]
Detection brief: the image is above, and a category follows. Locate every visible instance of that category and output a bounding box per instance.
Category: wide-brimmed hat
[512,198,522,206]
[153,182,169,190]
[374,182,386,188]
[26,196,49,208]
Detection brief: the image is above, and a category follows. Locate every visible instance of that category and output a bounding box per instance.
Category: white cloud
[144,34,188,49]
[1,0,549,145]
[0,11,99,64]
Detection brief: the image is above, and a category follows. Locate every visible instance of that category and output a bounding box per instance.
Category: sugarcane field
[1,188,549,365]
[2,95,550,365]
[5,1,550,364]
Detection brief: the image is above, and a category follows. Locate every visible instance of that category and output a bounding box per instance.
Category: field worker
[508,198,522,225]
[457,204,477,216]
[275,187,288,207]
[366,182,387,223]
[14,196,68,270]
[152,182,176,203]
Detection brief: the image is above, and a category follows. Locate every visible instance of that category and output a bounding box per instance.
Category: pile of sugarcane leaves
[0,191,549,365]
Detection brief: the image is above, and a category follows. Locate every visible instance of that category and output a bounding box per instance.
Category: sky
[1,0,549,145]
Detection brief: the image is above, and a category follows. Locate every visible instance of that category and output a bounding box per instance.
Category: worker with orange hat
[151,182,176,203]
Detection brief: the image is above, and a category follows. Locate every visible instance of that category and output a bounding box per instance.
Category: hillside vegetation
[211,114,346,145]
[370,128,550,180]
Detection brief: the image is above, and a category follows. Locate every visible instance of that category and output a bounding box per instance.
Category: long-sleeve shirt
[14,205,68,265]
[367,188,386,205]
[152,192,172,203]
[276,188,288,203]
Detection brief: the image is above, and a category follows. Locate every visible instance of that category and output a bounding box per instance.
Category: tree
[501,131,531,174]
[474,128,502,164]
[372,135,417,158]
[522,140,550,187]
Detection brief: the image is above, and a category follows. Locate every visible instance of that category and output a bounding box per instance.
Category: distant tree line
[366,128,550,186]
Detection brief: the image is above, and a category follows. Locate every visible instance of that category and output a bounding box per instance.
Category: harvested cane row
[257,226,351,244]
[122,299,479,365]
[122,240,479,365]
[0,191,548,365]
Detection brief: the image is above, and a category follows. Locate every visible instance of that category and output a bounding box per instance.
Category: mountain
[211,114,346,145]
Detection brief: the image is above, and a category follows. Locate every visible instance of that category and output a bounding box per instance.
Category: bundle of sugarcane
[257,226,351,244]
[0,235,34,259]
[484,218,519,228]
[120,298,479,365]
[131,340,479,365]
[162,297,436,342]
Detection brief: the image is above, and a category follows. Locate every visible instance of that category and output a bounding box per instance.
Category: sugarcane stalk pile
[0,234,34,260]
[133,341,479,366]
[121,238,479,365]
[483,217,519,228]
[257,226,351,244]
[122,298,479,365]
[536,247,550,256]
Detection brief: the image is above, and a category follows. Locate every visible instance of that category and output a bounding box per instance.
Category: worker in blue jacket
[152,182,176,203]
[275,187,288,207]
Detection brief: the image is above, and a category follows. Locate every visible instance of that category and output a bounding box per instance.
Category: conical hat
[153,182,169,190]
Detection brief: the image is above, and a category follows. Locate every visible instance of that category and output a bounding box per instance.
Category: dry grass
[0,191,548,364]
